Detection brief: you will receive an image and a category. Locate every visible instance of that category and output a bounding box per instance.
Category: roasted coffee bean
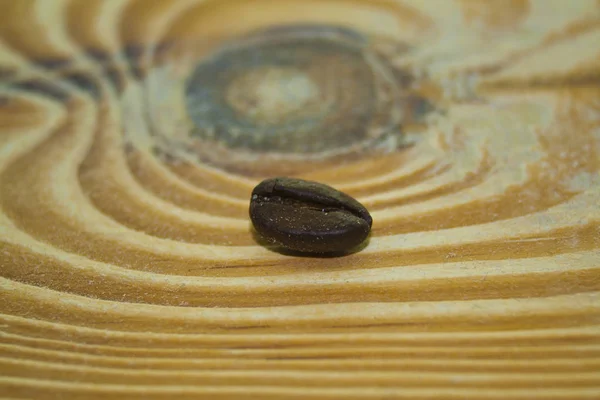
[249,177,372,254]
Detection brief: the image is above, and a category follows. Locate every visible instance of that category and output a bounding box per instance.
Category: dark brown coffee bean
[249,177,372,254]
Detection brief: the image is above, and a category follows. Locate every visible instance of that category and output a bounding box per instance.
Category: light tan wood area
[1,0,599,399]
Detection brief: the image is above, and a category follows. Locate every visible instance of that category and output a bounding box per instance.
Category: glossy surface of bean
[249,177,372,254]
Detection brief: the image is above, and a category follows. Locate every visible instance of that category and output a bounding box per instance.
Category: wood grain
[1,0,599,399]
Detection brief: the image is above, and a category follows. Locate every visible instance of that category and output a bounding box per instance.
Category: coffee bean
[249,177,372,254]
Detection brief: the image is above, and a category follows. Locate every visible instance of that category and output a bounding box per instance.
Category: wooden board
[0,0,599,398]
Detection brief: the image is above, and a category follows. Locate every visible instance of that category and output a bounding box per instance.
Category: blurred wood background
[0,0,599,399]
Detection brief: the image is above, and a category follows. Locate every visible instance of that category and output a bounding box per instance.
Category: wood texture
[1,0,599,399]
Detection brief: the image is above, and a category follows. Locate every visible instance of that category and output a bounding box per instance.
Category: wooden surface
[1,0,600,399]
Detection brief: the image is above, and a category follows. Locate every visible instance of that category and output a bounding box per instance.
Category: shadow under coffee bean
[249,177,372,255]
